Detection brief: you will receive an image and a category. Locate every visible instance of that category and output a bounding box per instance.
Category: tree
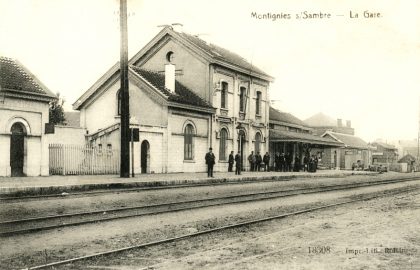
[49,92,66,125]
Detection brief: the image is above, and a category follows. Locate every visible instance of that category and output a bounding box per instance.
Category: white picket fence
[49,144,120,175]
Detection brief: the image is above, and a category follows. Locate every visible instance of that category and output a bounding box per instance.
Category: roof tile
[130,66,213,109]
[0,56,55,98]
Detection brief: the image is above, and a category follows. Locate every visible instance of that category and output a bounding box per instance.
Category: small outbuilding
[0,57,56,176]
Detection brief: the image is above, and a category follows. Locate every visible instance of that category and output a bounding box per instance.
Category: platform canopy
[269,129,344,147]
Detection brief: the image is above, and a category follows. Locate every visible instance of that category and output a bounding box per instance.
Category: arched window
[117,90,122,116]
[219,128,228,160]
[221,82,228,109]
[255,132,261,153]
[184,124,194,160]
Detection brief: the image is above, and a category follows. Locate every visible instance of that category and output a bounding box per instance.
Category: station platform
[0,170,382,197]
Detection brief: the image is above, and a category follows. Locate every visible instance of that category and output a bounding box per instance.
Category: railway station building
[73,26,274,173]
[0,57,56,176]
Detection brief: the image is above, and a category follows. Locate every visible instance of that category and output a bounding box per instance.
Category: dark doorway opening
[141,140,150,173]
[10,122,26,177]
[237,130,246,171]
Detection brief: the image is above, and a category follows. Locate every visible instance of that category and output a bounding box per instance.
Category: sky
[0,0,419,142]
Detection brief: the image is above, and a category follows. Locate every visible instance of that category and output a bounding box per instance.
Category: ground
[84,189,419,270]
[1,174,419,269]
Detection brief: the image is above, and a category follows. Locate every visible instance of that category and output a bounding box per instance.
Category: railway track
[1,177,419,237]
[24,184,419,270]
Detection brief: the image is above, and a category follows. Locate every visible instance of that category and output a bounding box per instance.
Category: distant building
[321,131,371,170]
[269,107,343,169]
[304,112,354,136]
[370,141,398,164]
[0,57,56,176]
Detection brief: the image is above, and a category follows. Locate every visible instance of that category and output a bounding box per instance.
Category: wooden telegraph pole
[120,0,130,177]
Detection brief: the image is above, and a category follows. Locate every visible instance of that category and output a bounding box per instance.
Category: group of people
[245,151,271,172]
[205,147,319,178]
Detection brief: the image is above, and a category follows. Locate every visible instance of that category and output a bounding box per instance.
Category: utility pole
[120,0,130,177]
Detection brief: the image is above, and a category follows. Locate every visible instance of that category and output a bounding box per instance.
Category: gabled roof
[269,107,309,129]
[178,31,271,78]
[323,131,368,149]
[73,63,214,113]
[398,154,416,163]
[371,141,397,150]
[129,26,274,82]
[270,129,344,147]
[0,56,56,101]
[129,66,213,110]
[304,112,337,127]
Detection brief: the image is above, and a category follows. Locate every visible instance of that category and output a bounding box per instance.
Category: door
[141,140,150,173]
[10,123,26,177]
[237,130,246,170]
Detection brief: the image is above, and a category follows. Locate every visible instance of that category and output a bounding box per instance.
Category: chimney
[337,119,342,127]
[165,64,175,93]
[346,120,351,128]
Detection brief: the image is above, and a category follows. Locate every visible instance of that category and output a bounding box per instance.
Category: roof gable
[269,107,309,129]
[129,26,273,81]
[0,56,56,101]
[323,131,368,149]
[129,66,213,110]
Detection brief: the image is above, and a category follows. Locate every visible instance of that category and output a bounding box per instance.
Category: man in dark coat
[280,153,286,172]
[235,151,241,175]
[228,151,234,172]
[275,152,280,171]
[293,156,300,172]
[248,151,255,172]
[285,152,292,172]
[205,147,216,177]
[263,152,270,172]
[303,155,309,172]
[255,152,262,171]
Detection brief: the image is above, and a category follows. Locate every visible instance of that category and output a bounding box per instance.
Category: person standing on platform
[228,151,234,172]
[280,153,286,172]
[303,155,309,172]
[205,147,216,177]
[263,152,270,172]
[256,152,262,171]
[248,151,255,171]
[235,151,241,175]
[294,156,300,172]
[285,153,292,172]
[275,152,280,171]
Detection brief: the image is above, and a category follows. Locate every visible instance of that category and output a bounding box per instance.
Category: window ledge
[218,160,228,163]
[183,160,195,163]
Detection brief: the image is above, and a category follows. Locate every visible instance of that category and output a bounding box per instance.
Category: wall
[139,38,209,102]
[48,126,86,146]
[81,79,168,134]
[167,110,210,173]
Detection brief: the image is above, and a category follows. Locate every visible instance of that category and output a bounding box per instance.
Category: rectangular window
[221,82,228,109]
[239,87,246,112]
[256,91,261,115]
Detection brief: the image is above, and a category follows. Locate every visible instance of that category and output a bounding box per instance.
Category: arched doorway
[141,140,150,173]
[10,122,27,176]
[237,130,246,171]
